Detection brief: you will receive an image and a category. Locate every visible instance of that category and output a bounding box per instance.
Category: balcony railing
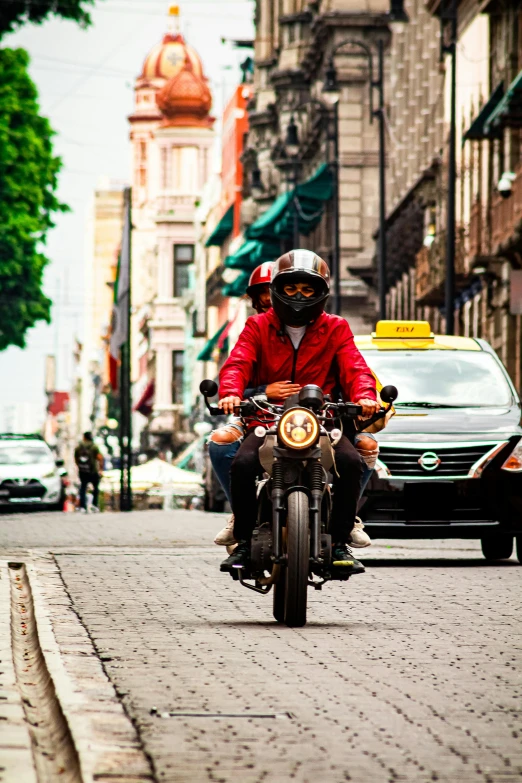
[491,161,522,252]
[156,193,196,219]
[415,228,467,306]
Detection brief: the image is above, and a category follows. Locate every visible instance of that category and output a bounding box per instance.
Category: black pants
[231,432,363,544]
[79,472,100,509]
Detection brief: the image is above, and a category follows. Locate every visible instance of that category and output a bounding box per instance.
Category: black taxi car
[356,321,522,563]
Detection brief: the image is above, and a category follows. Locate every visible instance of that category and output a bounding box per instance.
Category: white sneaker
[91,506,100,514]
[350,517,371,548]
[214,515,237,546]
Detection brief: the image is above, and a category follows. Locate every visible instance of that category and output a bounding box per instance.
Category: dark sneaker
[332,544,365,575]
[220,542,250,572]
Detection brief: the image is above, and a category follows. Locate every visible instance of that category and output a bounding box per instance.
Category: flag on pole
[109,193,131,388]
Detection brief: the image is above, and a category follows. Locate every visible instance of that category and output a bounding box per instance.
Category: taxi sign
[372,320,434,340]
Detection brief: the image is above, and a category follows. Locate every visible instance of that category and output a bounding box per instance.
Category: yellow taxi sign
[372,320,434,340]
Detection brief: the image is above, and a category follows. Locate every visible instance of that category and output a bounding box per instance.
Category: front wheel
[284,491,310,628]
[481,535,514,561]
[272,566,286,623]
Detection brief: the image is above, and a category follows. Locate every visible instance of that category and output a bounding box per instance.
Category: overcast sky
[0,0,254,431]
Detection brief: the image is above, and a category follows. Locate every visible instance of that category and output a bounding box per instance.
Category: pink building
[129,8,215,450]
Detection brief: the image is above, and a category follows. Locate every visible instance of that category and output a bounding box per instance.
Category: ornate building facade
[129,8,215,449]
[383,0,522,392]
[238,0,397,333]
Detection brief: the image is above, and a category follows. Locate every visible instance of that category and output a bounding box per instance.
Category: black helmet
[270,249,330,326]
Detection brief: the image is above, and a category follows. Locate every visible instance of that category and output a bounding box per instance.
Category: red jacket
[219,309,376,402]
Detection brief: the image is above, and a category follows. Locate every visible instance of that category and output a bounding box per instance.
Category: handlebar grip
[358,406,387,430]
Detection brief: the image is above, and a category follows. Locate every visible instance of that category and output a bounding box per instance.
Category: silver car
[0,435,63,510]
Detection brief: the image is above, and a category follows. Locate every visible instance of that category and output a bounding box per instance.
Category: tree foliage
[0,47,67,350]
[0,0,98,38]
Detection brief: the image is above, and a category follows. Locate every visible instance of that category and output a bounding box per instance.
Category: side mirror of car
[380,385,398,404]
[200,379,218,398]
[55,458,65,467]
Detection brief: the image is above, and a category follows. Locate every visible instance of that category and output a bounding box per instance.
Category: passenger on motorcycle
[217,249,380,576]
[210,262,300,543]
[210,261,378,550]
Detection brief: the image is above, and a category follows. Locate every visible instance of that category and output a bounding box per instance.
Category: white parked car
[0,435,64,511]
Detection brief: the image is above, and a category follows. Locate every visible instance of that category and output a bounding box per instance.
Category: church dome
[141,32,204,83]
[132,7,213,129]
[155,50,214,128]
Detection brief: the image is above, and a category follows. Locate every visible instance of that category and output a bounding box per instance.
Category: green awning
[251,241,280,264]
[205,204,234,247]
[224,240,280,271]
[246,192,292,241]
[224,240,259,270]
[197,320,229,361]
[463,83,504,142]
[222,271,250,297]
[296,162,334,201]
[245,164,333,243]
[484,71,522,137]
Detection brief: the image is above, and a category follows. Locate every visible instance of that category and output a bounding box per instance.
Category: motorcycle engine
[250,524,273,572]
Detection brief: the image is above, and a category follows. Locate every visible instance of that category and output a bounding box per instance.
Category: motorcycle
[200,380,398,627]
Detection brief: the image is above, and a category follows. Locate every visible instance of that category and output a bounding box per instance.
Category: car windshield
[361,350,513,408]
[0,445,53,466]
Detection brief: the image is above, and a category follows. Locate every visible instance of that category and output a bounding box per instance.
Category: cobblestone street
[1,510,521,783]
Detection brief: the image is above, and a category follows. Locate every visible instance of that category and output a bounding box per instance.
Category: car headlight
[501,441,522,473]
[278,408,319,450]
[42,469,56,479]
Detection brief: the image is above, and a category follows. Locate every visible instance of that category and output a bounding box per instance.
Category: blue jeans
[208,439,241,506]
[209,438,373,505]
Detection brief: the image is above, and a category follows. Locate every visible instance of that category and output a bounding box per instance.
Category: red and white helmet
[246,261,273,298]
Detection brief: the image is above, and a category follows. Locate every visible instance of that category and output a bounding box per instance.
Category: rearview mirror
[55,458,64,467]
[380,385,398,404]
[200,379,218,398]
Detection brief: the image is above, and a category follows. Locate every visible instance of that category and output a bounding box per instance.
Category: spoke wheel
[481,535,514,561]
[284,491,310,628]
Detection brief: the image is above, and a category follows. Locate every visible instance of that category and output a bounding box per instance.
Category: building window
[174,244,194,297]
[172,146,199,192]
[172,350,184,404]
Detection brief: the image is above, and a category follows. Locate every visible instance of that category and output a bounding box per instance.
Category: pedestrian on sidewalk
[74,432,103,513]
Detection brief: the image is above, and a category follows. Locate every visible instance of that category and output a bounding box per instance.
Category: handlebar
[204,399,383,421]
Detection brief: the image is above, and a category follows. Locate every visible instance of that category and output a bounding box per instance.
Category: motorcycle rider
[217,250,380,575]
[211,262,301,545]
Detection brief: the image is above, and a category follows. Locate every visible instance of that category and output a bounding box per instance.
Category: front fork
[271,459,323,564]
[309,461,323,563]
[271,461,284,562]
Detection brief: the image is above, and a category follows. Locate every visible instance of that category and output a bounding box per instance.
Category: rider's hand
[266,381,302,401]
[356,398,381,418]
[218,396,241,415]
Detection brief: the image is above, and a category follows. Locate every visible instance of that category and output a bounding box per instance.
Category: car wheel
[516,536,522,565]
[481,535,514,561]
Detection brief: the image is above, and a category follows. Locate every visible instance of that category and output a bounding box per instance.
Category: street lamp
[284,115,300,158]
[283,99,342,313]
[250,164,265,199]
[322,38,388,320]
[440,0,457,335]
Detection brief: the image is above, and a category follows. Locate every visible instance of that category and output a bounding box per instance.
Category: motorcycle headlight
[501,441,522,473]
[278,408,319,450]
